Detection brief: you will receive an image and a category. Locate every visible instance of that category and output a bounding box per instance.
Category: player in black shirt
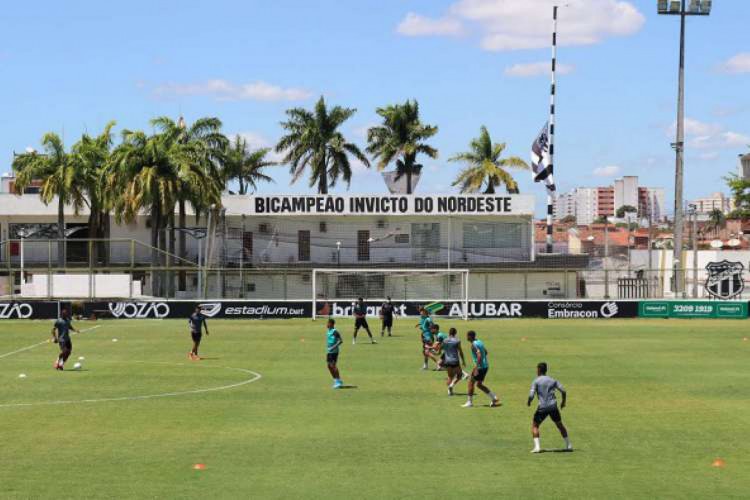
[188,306,209,360]
[352,297,376,345]
[52,308,77,370]
[380,296,395,337]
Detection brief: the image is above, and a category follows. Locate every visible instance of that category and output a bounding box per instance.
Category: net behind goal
[312,269,469,320]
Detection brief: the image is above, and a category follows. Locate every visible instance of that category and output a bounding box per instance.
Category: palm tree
[367,100,438,194]
[12,133,85,267]
[150,116,228,292]
[449,126,528,194]
[109,130,179,295]
[708,208,726,238]
[224,135,275,194]
[276,96,370,194]
[72,121,116,265]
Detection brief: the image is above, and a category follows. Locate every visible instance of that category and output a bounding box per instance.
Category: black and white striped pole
[545,5,559,254]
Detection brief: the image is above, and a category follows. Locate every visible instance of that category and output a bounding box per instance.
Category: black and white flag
[530,122,556,194]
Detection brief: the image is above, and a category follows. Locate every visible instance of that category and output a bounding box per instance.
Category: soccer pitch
[1,318,748,499]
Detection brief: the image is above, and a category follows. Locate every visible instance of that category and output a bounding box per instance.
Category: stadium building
[0,190,589,301]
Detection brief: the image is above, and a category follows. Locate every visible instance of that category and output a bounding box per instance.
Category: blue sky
[1,0,748,216]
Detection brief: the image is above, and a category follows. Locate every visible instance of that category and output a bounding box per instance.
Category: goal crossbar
[312,268,469,320]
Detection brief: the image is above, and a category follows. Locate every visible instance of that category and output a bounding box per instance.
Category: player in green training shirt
[416,308,438,370]
[326,318,344,389]
[462,330,501,408]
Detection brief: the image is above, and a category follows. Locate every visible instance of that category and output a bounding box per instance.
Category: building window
[298,230,310,262]
[243,232,253,261]
[357,230,370,261]
[463,222,523,249]
[411,223,440,262]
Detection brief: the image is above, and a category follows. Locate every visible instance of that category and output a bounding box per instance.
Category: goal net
[312,268,469,320]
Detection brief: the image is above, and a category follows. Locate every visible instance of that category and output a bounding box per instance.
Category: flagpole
[546,5,558,254]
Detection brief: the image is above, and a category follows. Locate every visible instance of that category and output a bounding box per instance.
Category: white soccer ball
[73,362,82,370]
[78,356,85,361]
[18,373,27,379]
[112,338,118,343]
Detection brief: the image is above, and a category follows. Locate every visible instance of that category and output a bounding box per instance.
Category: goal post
[312,268,469,320]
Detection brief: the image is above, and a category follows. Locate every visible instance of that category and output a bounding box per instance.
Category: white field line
[0,363,262,408]
[1,324,262,408]
[0,325,102,360]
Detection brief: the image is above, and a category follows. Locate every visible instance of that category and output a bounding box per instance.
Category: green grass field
[1,318,748,499]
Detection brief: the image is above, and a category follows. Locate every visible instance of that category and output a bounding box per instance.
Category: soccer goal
[312,268,469,320]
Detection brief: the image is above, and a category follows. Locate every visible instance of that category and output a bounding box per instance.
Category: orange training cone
[711,458,725,468]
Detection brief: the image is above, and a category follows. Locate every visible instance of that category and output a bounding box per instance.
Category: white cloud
[234,131,271,148]
[504,61,574,77]
[230,132,285,162]
[592,165,621,177]
[697,152,720,161]
[396,0,644,51]
[351,123,378,141]
[670,118,750,150]
[153,79,311,102]
[717,53,750,74]
[351,158,372,174]
[396,12,464,37]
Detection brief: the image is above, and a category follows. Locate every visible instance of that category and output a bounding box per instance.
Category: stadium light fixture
[658,0,713,297]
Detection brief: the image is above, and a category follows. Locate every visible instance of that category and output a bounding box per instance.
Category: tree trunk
[239,178,245,195]
[406,171,412,195]
[168,214,176,298]
[150,201,160,297]
[101,211,110,266]
[484,181,496,194]
[178,199,187,291]
[159,221,167,298]
[87,210,99,265]
[57,197,65,268]
[318,173,328,194]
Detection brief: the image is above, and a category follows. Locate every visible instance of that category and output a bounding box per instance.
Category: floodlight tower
[657,0,712,297]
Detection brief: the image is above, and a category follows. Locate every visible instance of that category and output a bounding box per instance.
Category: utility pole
[690,204,698,298]
[658,0,712,297]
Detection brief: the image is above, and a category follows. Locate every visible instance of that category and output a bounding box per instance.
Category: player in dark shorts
[188,306,209,360]
[380,297,395,337]
[52,308,77,370]
[430,323,448,371]
[352,297,376,344]
[326,318,344,389]
[437,327,466,395]
[462,330,501,408]
[528,362,572,453]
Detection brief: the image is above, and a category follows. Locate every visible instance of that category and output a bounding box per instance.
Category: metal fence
[1,238,748,301]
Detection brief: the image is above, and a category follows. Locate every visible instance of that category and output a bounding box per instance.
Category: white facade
[614,176,639,211]
[0,193,536,268]
[645,187,666,221]
[575,188,598,225]
[553,187,607,225]
[0,174,13,193]
[553,192,576,220]
[558,177,666,223]
[738,153,750,180]
[689,192,735,215]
